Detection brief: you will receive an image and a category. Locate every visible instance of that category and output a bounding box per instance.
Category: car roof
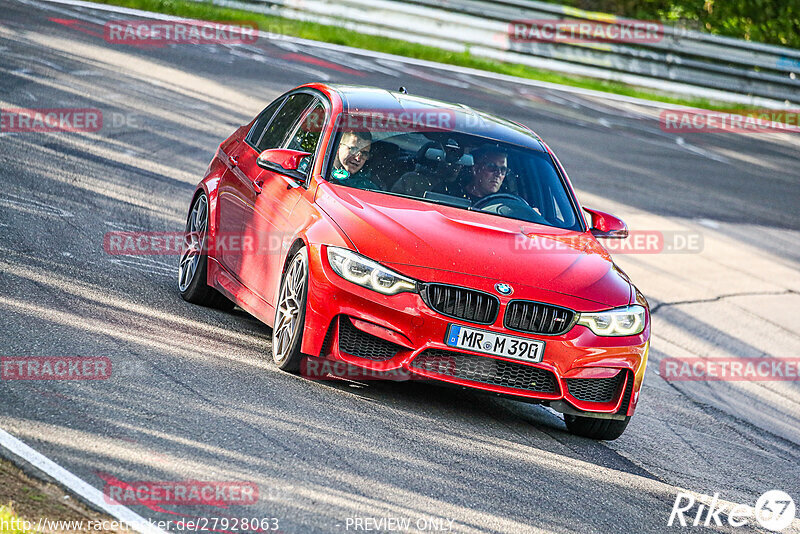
[326,84,545,151]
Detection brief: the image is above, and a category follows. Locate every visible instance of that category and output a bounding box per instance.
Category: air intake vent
[565,373,625,403]
[338,317,403,361]
[410,349,558,394]
[504,301,575,335]
[616,370,635,414]
[422,284,499,324]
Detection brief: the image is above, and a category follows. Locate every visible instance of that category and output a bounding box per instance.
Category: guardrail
[216,0,800,105]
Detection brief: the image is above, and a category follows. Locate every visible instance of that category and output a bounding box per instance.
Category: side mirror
[256,149,312,182]
[584,207,628,239]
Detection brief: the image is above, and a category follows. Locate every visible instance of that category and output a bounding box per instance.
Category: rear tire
[564,414,630,440]
[272,248,309,373]
[178,193,234,311]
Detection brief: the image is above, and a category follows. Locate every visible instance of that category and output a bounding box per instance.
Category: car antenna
[398,86,408,94]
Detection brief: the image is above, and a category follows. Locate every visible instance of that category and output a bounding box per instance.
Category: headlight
[576,305,646,336]
[327,247,417,295]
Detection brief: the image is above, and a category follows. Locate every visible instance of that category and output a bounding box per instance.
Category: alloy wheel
[178,194,207,292]
[273,252,307,363]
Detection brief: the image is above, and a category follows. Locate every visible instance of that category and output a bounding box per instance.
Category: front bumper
[302,244,649,417]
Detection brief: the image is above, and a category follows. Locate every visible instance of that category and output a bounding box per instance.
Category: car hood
[316,184,632,307]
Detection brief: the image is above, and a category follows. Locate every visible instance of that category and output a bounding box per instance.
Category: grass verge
[87,0,770,112]
[0,457,130,533]
[0,505,31,534]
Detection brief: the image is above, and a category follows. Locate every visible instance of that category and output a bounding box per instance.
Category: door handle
[253,179,263,195]
[228,154,239,166]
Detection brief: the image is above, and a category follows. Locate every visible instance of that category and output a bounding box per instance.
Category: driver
[461,145,508,202]
[331,130,379,189]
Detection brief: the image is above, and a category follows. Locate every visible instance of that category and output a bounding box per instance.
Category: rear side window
[255,93,315,152]
[246,97,284,149]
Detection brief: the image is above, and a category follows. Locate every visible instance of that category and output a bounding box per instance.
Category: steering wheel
[471,193,549,225]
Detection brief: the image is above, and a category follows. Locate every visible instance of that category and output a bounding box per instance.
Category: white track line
[0,428,168,534]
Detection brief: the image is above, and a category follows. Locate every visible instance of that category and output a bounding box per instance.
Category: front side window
[285,102,326,175]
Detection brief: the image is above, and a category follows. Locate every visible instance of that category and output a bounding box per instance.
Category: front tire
[272,248,309,372]
[564,414,630,440]
[178,193,234,310]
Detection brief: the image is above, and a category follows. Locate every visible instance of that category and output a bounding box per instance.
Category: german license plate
[445,324,545,362]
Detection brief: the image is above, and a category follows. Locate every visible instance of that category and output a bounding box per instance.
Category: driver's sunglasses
[344,145,371,159]
[483,162,508,175]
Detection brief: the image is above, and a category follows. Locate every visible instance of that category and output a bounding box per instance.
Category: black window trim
[245,88,331,152]
[539,142,586,233]
[284,91,331,186]
[245,96,287,151]
[252,93,313,151]
[244,88,332,189]
[282,99,329,171]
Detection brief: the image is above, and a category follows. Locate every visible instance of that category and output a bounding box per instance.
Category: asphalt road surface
[1,0,799,533]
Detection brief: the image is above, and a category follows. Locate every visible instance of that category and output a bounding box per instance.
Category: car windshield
[324,120,582,231]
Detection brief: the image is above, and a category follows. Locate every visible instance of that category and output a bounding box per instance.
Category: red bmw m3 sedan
[179,83,650,440]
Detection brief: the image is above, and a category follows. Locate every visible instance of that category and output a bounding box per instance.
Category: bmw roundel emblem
[495,283,513,296]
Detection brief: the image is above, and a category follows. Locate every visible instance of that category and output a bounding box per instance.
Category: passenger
[459,145,508,202]
[431,141,470,194]
[330,130,379,189]
[393,139,471,197]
